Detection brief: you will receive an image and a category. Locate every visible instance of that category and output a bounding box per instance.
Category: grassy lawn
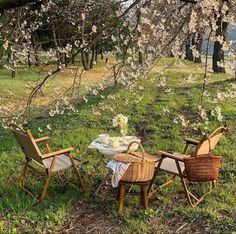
[0,58,235,233]
[0,58,113,116]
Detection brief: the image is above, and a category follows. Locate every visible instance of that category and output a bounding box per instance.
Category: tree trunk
[64,53,68,67]
[169,51,175,57]
[185,35,191,60]
[34,45,40,66]
[81,49,89,70]
[31,34,40,66]
[194,34,202,63]
[71,46,76,64]
[113,66,118,86]
[27,50,32,66]
[11,52,16,78]
[100,44,103,60]
[52,23,61,68]
[63,39,68,67]
[0,51,3,69]
[212,19,228,73]
[86,50,89,66]
[11,69,16,78]
[138,51,143,64]
[188,35,195,61]
[7,48,11,63]
[95,42,98,62]
[90,46,95,69]
[71,52,75,64]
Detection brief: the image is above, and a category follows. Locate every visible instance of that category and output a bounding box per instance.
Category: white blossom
[92,25,97,33]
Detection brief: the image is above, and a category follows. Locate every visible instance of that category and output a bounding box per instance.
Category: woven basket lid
[113,151,158,163]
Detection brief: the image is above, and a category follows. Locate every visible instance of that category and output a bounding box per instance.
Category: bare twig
[25,67,61,113]
[176,222,188,232]
[200,30,212,106]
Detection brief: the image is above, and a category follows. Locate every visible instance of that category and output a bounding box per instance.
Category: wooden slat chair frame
[9,124,85,201]
[148,125,227,207]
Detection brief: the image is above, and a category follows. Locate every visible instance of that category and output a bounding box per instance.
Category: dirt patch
[164,217,208,234]
[59,203,125,234]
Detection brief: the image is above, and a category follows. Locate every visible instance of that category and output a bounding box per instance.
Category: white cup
[98,134,109,143]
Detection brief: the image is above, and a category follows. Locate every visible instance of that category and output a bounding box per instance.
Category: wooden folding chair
[9,124,85,201]
[148,125,227,207]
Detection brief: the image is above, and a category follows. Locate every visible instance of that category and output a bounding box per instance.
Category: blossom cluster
[113,114,128,136]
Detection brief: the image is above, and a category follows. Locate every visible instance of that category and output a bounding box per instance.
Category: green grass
[0,56,113,116]
[0,58,235,233]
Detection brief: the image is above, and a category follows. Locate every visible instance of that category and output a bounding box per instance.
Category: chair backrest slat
[209,133,224,150]
[196,139,210,155]
[195,125,226,155]
[11,126,42,164]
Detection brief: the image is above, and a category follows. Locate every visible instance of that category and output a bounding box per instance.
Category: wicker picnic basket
[184,139,222,182]
[112,141,158,182]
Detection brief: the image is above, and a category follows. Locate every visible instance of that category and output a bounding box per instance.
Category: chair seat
[159,153,188,175]
[43,154,80,172]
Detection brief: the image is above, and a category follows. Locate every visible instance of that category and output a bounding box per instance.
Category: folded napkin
[106,160,130,187]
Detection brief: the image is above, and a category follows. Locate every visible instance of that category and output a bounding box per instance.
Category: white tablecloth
[106,160,131,187]
[88,136,141,156]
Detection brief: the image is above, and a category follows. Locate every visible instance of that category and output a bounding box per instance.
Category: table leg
[118,183,126,212]
[94,171,110,195]
[140,184,148,210]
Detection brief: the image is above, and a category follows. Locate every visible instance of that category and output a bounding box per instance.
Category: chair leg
[148,170,158,195]
[57,171,63,181]
[140,184,148,210]
[18,161,50,201]
[19,160,30,187]
[148,175,176,199]
[211,180,216,190]
[180,175,195,206]
[148,158,163,195]
[18,159,38,199]
[57,171,69,191]
[69,156,84,190]
[175,160,196,206]
[39,175,51,202]
[180,178,217,207]
[118,183,126,212]
[159,175,176,189]
[176,160,216,207]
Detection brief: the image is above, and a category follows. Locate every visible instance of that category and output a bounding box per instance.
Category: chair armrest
[159,150,185,162]
[35,136,50,143]
[185,138,199,145]
[41,147,74,159]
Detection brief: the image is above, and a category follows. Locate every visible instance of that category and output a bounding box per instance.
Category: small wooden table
[88,136,141,195]
[117,180,151,212]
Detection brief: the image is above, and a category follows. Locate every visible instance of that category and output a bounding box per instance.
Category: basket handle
[127,141,145,163]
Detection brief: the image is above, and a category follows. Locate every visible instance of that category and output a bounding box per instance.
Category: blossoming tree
[0,0,235,129]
